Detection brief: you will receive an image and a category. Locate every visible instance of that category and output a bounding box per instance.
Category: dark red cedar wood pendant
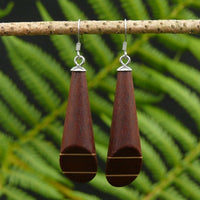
[60,71,97,182]
[106,57,142,186]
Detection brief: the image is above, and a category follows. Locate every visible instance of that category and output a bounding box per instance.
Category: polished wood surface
[60,72,97,182]
[106,71,142,187]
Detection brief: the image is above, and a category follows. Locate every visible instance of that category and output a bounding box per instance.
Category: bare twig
[0,20,200,36]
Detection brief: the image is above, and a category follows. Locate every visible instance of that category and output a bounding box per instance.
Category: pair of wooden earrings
[59,19,142,187]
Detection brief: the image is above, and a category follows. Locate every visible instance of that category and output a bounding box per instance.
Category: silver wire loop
[71,19,86,71]
[74,55,85,66]
[117,19,132,71]
[71,55,86,71]
[118,54,132,71]
[119,54,131,66]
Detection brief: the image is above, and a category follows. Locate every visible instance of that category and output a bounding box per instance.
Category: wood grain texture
[60,72,97,182]
[106,71,142,187]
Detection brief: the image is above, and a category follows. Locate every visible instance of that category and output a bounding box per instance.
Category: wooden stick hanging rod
[0,20,200,36]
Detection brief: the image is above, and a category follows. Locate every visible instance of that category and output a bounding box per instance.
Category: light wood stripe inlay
[106,174,139,177]
[107,156,142,159]
[63,171,96,174]
[60,153,96,156]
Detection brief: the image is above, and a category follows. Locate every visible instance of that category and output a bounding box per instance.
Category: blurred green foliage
[0,0,200,199]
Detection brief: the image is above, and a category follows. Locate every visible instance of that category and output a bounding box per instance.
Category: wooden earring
[106,19,142,187]
[60,19,97,182]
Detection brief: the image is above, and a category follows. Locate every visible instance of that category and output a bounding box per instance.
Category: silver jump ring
[74,55,85,66]
[119,54,131,66]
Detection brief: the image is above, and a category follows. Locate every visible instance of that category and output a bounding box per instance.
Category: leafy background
[0,0,200,199]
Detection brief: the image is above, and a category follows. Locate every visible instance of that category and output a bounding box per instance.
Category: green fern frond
[95,143,107,161]
[141,138,167,180]
[100,113,112,128]
[190,0,200,6]
[87,0,126,47]
[132,63,163,92]
[187,35,200,62]
[142,105,197,151]
[36,1,75,66]
[36,1,95,80]
[98,76,116,93]
[136,44,168,71]
[8,169,63,199]
[3,39,61,112]
[99,75,164,105]
[93,128,156,194]
[90,173,139,200]
[0,100,25,137]
[99,78,162,106]
[16,146,66,184]
[138,111,182,166]
[138,43,200,93]
[119,0,149,19]
[0,132,11,162]
[157,34,200,66]
[177,8,198,19]
[100,112,170,182]
[98,110,171,179]
[93,125,109,161]
[83,35,114,67]
[73,191,101,200]
[57,0,86,20]
[144,0,170,18]
[1,1,200,199]
[3,186,36,200]
[2,36,69,98]
[31,137,60,170]
[186,160,200,184]
[93,125,109,146]
[57,0,114,67]
[0,71,41,126]
[89,91,113,117]
[0,1,14,18]
[140,66,200,128]
[157,34,188,51]
[160,187,187,200]
[132,172,152,194]
[157,33,200,75]
[44,122,63,145]
[87,0,120,20]
[135,89,164,105]
[16,63,61,111]
[174,174,200,200]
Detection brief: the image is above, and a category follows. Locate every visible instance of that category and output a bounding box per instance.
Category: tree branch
[0,20,200,36]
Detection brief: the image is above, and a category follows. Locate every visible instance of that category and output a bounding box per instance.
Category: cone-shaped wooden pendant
[60,71,97,182]
[106,71,142,187]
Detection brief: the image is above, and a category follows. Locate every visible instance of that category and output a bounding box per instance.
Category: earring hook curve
[71,19,86,71]
[117,19,132,71]
[78,19,80,43]
[124,18,127,42]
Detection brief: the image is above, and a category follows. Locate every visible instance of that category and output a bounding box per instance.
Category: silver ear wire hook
[71,19,86,72]
[76,19,81,57]
[122,19,127,54]
[117,19,132,71]
[78,19,80,43]
[124,18,127,42]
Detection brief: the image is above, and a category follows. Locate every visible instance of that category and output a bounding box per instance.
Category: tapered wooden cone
[106,71,142,187]
[60,72,97,182]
